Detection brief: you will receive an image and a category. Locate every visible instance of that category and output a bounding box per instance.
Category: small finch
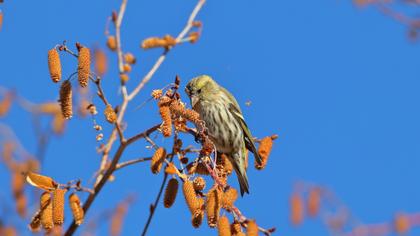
[185,75,262,195]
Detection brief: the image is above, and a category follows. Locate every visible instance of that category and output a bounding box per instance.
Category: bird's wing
[228,103,262,165]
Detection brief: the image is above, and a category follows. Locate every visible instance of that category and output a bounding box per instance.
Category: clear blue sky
[1,0,420,235]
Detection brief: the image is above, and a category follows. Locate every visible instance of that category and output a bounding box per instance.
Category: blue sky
[1,0,420,235]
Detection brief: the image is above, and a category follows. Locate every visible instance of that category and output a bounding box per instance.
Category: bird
[185,75,262,196]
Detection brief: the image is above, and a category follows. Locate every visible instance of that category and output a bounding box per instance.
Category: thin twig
[127,0,206,101]
[115,157,152,170]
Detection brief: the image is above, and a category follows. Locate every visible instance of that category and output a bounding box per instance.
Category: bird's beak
[190,95,199,108]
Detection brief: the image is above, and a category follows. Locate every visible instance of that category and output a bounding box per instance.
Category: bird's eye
[197,89,202,94]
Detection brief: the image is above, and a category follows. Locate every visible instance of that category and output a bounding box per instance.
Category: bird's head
[185,75,219,108]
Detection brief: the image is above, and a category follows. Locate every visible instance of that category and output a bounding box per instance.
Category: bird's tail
[231,152,249,196]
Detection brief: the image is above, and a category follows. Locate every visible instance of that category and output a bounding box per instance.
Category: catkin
[106,36,117,51]
[16,193,27,217]
[141,35,176,49]
[11,171,24,198]
[52,189,66,225]
[221,188,238,211]
[150,147,166,174]
[0,92,12,117]
[158,96,172,137]
[394,213,410,234]
[163,178,179,208]
[307,187,321,217]
[104,104,117,123]
[290,193,304,226]
[77,47,91,87]
[48,49,62,83]
[169,100,201,124]
[40,192,53,230]
[26,171,57,191]
[218,216,231,236]
[59,80,73,119]
[69,193,84,225]
[246,220,258,236]
[124,53,136,64]
[231,220,242,235]
[29,210,42,232]
[219,154,233,175]
[191,205,204,228]
[94,48,107,76]
[183,180,200,214]
[206,187,222,228]
[193,176,206,191]
[256,136,274,170]
[52,114,66,135]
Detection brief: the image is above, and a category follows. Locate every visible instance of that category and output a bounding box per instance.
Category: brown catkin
[307,187,321,217]
[218,216,231,236]
[94,48,107,76]
[219,154,233,175]
[69,193,84,225]
[183,180,200,214]
[11,171,24,198]
[290,193,304,226]
[16,193,27,217]
[394,213,410,234]
[192,206,204,228]
[40,192,53,230]
[206,187,222,228]
[193,176,206,191]
[0,92,12,117]
[48,49,62,83]
[59,80,73,119]
[52,113,66,135]
[106,36,117,51]
[77,47,91,87]
[231,220,242,235]
[52,189,66,225]
[110,202,128,236]
[158,96,172,137]
[169,100,201,124]
[104,104,117,123]
[221,188,238,211]
[256,137,273,170]
[246,220,258,236]
[163,178,179,208]
[124,53,136,64]
[150,147,166,174]
[29,210,42,232]
[26,171,57,191]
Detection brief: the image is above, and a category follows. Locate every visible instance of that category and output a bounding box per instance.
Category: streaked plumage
[185,75,262,195]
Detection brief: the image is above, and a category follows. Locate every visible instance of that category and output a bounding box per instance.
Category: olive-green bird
[185,75,262,196]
